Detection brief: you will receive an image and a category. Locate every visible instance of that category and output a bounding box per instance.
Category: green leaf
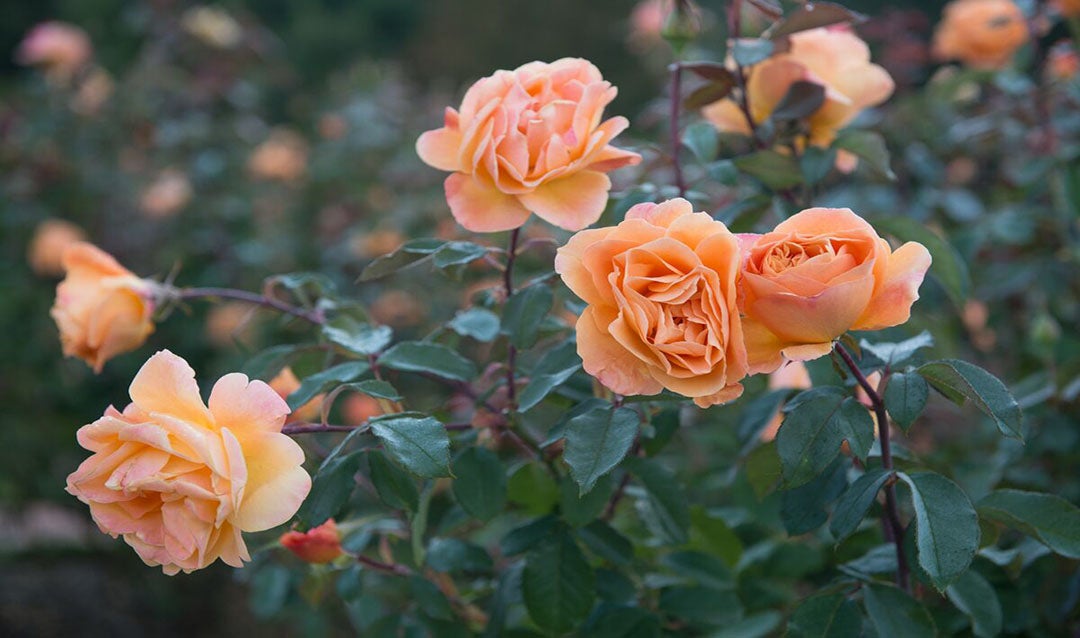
[833,129,895,180]
[883,372,929,431]
[859,331,934,368]
[873,216,970,305]
[501,515,558,556]
[946,569,1003,638]
[452,447,507,521]
[269,271,337,297]
[898,471,980,590]
[862,583,937,638]
[288,361,369,411]
[579,520,634,566]
[977,489,1080,559]
[565,405,639,495]
[658,585,742,626]
[745,440,782,499]
[710,612,782,638]
[523,529,596,634]
[830,469,892,542]
[689,507,743,568]
[501,285,553,349]
[682,121,719,163]
[781,461,848,535]
[661,550,734,590]
[767,2,865,39]
[378,341,477,383]
[560,474,613,527]
[624,457,690,544]
[800,146,837,185]
[342,379,402,401]
[917,360,1023,440]
[587,607,661,638]
[733,150,804,190]
[786,593,863,638]
[322,317,392,356]
[297,450,363,527]
[426,537,493,573]
[684,78,737,111]
[776,388,874,487]
[367,450,419,511]
[368,414,451,478]
[242,344,303,379]
[359,238,446,281]
[507,462,560,515]
[448,307,501,342]
[736,389,792,453]
[431,241,490,269]
[518,341,582,411]
[732,38,774,66]
[249,564,292,619]
[409,575,455,621]
[770,81,826,121]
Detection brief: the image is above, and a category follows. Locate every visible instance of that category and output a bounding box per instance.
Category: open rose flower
[66,350,312,574]
[703,27,894,170]
[932,0,1029,70]
[416,58,641,232]
[556,198,747,407]
[51,242,156,372]
[280,519,343,564]
[739,208,931,374]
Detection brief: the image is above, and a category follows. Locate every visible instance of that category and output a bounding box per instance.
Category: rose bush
[66,350,311,574]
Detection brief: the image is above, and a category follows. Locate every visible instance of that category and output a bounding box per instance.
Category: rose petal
[854,241,932,330]
[444,173,531,233]
[576,306,663,397]
[416,126,463,172]
[235,433,311,532]
[128,350,214,427]
[518,170,611,231]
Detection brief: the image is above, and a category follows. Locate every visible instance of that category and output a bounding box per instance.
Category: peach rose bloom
[16,21,92,82]
[703,28,894,163]
[739,208,931,374]
[760,361,812,442]
[280,519,343,564]
[932,0,1029,70]
[28,219,86,277]
[556,198,747,407]
[51,243,156,372]
[416,58,641,233]
[249,129,308,182]
[66,350,312,574]
[269,367,323,424]
[140,169,192,219]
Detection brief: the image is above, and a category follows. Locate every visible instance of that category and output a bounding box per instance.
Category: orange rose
[280,519,343,564]
[417,58,641,232]
[66,350,312,574]
[739,208,931,374]
[556,198,747,407]
[932,0,1029,70]
[16,21,92,82]
[51,243,156,372]
[28,219,86,277]
[703,27,894,161]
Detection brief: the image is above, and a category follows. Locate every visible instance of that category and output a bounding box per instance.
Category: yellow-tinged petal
[854,241,932,330]
[518,170,611,231]
[444,173,531,232]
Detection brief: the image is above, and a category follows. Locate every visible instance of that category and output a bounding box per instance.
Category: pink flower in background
[15,21,92,82]
[417,58,641,233]
[66,350,312,574]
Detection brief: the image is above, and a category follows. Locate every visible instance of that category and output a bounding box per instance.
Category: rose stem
[670,59,687,197]
[834,341,911,593]
[504,228,520,410]
[177,287,325,325]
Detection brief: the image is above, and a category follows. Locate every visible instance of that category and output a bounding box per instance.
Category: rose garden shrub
[5,0,1080,635]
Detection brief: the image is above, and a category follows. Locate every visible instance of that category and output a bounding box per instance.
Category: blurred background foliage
[4,0,1080,636]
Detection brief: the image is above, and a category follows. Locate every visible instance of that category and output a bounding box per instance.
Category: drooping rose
[703,27,894,168]
[416,58,641,233]
[932,0,1029,70]
[739,208,931,374]
[280,519,343,564]
[28,219,86,277]
[51,243,156,372]
[556,198,747,407]
[15,21,92,82]
[66,350,312,574]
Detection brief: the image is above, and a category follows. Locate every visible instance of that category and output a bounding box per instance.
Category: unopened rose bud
[280,519,343,564]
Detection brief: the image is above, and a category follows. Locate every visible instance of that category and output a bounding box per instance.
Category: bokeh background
[8,0,1080,636]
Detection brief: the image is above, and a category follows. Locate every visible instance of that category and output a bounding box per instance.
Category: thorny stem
[670,60,687,197]
[176,287,325,325]
[834,342,911,593]
[356,553,412,576]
